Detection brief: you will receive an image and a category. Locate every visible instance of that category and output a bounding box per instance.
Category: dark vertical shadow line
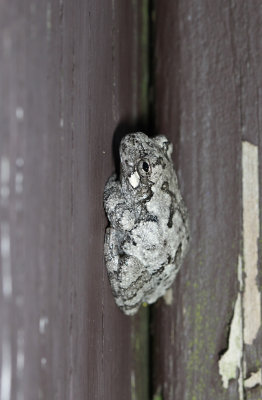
[148,0,156,136]
[147,1,156,399]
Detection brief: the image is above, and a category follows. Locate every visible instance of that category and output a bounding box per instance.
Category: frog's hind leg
[115,255,153,315]
[104,227,155,315]
[104,227,122,298]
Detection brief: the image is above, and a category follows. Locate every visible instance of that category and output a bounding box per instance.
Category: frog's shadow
[112,119,156,177]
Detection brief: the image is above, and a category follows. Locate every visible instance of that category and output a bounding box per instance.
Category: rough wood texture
[1,1,261,399]
[152,1,262,399]
[0,1,149,399]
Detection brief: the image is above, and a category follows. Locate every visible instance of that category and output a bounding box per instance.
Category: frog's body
[104,133,190,315]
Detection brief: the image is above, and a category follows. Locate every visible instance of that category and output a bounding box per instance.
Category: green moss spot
[153,393,162,400]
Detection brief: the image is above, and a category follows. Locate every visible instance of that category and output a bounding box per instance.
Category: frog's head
[119,132,173,200]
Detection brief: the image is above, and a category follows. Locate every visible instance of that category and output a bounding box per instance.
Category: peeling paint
[1,223,12,298]
[39,316,49,334]
[244,368,262,389]
[46,3,52,34]
[40,358,47,367]
[15,107,24,120]
[218,256,243,399]
[1,157,10,201]
[219,141,262,398]
[163,287,173,305]
[16,330,25,373]
[242,141,261,345]
[16,158,24,168]
[0,327,11,400]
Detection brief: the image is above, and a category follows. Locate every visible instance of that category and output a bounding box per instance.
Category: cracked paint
[218,141,262,397]
[163,288,173,305]
[242,141,261,345]
[218,256,244,399]
[244,368,262,389]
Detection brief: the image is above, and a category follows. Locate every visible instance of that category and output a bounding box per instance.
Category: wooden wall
[0,1,261,399]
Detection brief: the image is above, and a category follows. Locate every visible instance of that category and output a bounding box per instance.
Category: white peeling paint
[0,328,12,400]
[1,223,12,298]
[1,186,10,200]
[0,157,13,399]
[40,358,47,367]
[218,141,261,397]
[16,158,24,168]
[244,368,262,389]
[16,330,25,372]
[163,287,173,305]
[218,295,243,394]
[1,157,10,201]
[16,350,24,372]
[46,2,52,31]
[242,141,261,345]
[16,331,25,400]
[129,171,140,188]
[15,107,24,120]
[218,256,244,399]
[39,316,49,334]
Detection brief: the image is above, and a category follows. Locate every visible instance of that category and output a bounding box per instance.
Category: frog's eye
[137,159,151,176]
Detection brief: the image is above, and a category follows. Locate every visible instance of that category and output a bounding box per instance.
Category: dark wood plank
[0,1,149,399]
[152,1,262,399]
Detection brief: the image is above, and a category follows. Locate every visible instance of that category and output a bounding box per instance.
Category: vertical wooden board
[0,1,149,399]
[236,4,262,399]
[151,1,262,399]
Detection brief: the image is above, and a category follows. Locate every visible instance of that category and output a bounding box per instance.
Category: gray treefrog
[104,132,190,315]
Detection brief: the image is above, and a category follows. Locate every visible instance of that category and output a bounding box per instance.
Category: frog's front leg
[104,174,136,231]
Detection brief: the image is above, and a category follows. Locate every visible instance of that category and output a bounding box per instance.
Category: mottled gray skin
[104,133,190,315]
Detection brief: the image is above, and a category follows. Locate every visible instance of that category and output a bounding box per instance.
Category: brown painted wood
[152,1,262,399]
[0,1,149,399]
[2,1,261,399]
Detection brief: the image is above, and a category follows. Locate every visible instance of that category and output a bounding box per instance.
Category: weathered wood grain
[2,1,261,399]
[0,1,149,399]
[152,1,262,399]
